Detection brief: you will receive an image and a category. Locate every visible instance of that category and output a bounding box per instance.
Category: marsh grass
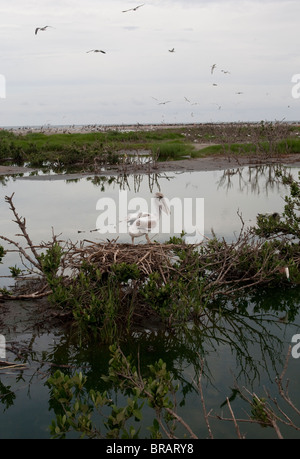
[152,141,196,160]
[196,138,300,158]
[1,122,299,171]
[0,128,188,170]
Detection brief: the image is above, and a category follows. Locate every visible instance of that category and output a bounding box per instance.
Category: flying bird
[35,25,54,35]
[184,97,199,105]
[169,48,175,53]
[126,192,170,244]
[151,97,171,105]
[122,4,145,12]
[211,64,217,74]
[86,49,106,54]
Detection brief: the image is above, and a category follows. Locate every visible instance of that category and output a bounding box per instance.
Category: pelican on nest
[127,192,169,244]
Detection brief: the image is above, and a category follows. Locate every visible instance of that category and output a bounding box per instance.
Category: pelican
[35,26,54,35]
[169,48,175,53]
[127,192,170,244]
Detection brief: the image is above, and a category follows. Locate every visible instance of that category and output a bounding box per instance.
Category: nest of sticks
[0,193,297,302]
[65,240,193,282]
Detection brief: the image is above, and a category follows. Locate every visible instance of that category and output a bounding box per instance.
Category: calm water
[0,163,300,439]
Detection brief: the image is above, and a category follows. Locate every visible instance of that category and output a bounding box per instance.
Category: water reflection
[1,288,299,438]
[216,163,292,195]
[86,171,174,193]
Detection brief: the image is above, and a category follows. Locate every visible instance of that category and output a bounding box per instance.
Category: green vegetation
[198,137,300,158]
[47,344,300,439]
[1,121,299,172]
[47,345,180,439]
[0,128,189,171]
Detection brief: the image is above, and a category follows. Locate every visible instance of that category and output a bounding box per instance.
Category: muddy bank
[1,152,300,180]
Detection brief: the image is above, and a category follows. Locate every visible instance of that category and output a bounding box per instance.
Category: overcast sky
[1,0,299,127]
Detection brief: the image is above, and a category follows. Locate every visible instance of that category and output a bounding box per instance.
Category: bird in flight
[184,96,199,105]
[35,25,54,35]
[151,97,171,105]
[122,4,145,12]
[86,49,106,54]
[211,64,217,74]
[168,48,175,53]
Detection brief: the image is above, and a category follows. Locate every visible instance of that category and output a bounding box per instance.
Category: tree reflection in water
[1,286,299,427]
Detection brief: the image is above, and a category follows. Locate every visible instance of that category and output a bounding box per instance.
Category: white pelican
[127,192,170,244]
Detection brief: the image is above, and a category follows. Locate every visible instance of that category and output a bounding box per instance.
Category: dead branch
[4,194,42,270]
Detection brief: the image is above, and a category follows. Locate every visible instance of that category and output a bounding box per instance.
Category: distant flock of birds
[34,3,246,113]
